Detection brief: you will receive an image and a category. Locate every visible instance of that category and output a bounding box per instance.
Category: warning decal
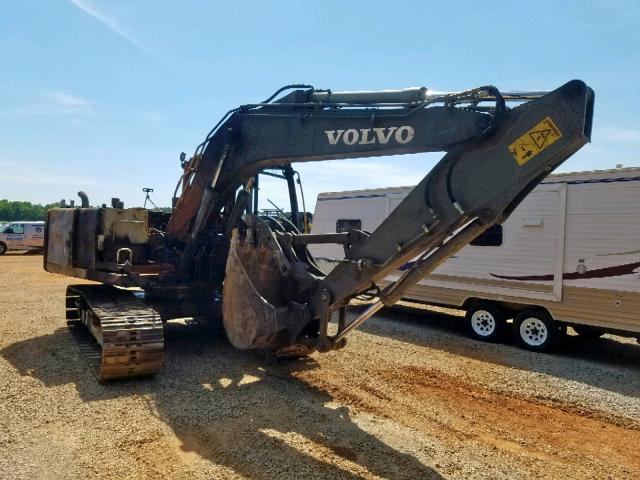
[508,117,562,166]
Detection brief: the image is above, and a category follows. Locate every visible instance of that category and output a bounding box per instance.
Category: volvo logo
[325,126,415,146]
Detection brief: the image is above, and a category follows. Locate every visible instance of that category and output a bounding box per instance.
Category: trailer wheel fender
[0,242,7,255]
[513,308,564,352]
[465,301,506,342]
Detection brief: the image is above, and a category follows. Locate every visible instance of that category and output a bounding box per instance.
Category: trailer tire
[0,242,6,255]
[572,325,605,339]
[514,309,563,352]
[466,302,506,342]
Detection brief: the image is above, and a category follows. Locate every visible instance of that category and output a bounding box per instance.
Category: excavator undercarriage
[65,285,164,380]
[45,80,594,381]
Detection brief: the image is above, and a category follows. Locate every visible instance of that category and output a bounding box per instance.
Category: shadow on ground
[1,321,442,480]
[358,302,640,398]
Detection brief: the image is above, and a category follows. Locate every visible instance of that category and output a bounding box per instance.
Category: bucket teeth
[222,215,311,351]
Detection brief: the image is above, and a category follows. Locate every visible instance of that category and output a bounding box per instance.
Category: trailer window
[470,224,503,246]
[336,219,361,233]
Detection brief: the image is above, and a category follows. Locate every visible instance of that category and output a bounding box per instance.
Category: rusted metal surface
[73,208,99,269]
[46,262,174,288]
[95,263,175,275]
[45,209,75,267]
[66,284,164,381]
[100,208,149,245]
[222,216,309,350]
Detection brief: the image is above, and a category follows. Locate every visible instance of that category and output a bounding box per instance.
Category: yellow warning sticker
[508,117,562,166]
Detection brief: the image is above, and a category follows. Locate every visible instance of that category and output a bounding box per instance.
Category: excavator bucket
[222,215,310,350]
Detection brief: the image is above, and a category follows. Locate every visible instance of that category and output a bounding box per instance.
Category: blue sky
[1,0,639,211]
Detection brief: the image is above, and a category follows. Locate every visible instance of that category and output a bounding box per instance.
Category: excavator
[44,80,594,381]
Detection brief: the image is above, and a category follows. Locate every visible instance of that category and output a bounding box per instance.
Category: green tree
[0,200,59,222]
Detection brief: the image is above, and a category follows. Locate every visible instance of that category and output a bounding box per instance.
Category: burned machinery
[44,81,594,380]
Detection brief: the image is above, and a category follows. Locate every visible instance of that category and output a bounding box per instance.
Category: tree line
[0,200,59,222]
[0,200,176,223]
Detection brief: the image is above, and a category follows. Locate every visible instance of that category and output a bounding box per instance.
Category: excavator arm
[167,80,593,355]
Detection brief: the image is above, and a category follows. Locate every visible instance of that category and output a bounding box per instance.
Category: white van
[310,167,640,351]
[0,221,45,254]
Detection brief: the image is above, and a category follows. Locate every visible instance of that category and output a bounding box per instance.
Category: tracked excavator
[44,80,594,381]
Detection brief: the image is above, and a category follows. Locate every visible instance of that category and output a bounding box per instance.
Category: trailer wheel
[0,242,6,255]
[572,325,605,339]
[466,302,505,342]
[514,309,563,352]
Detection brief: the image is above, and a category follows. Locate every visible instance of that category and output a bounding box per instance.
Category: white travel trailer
[0,221,45,254]
[310,167,640,351]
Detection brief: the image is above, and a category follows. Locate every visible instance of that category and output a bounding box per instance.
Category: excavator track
[65,284,164,381]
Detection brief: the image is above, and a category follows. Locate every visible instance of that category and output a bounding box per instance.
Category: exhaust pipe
[77,191,89,208]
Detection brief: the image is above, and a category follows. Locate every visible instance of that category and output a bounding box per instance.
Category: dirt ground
[0,254,638,479]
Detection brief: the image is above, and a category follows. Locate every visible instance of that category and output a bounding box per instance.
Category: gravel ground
[0,254,639,479]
